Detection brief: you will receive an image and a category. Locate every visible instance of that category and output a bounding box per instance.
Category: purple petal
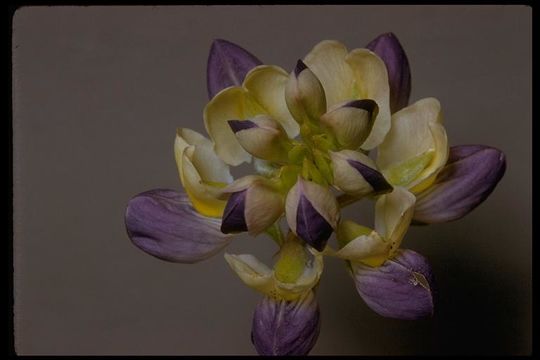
[227,119,258,133]
[366,32,411,113]
[220,190,248,234]
[413,145,506,224]
[125,189,232,263]
[352,249,436,320]
[207,39,262,99]
[343,98,378,115]
[346,159,393,194]
[251,292,320,356]
[294,59,308,77]
[296,194,333,251]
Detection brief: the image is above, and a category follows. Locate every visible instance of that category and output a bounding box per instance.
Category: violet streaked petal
[347,159,393,194]
[207,39,262,99]
[220,190,248,234]
[125,189,232,263]
[366,32,411,113]
[413,145,506,224]
[352,249,436,320]
[251,291,320,356]
[296,194,333,252]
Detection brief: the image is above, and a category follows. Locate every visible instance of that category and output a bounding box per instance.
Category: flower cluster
[125,33,506,355]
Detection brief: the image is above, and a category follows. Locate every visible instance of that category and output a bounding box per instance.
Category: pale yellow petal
[374,187,416,256]
[203,86,252,166]
[174,128,213,180]
[303,40,356,107]
[243,65,300,138]
[334,232,389,267]
[189,143,233,185]
[409,122,449,193]
[330,150,379,196]
[285,178,301,234]
[244,183,284,235]
[224,253,273,293]
[378,98,443,170]
[181,147,228,218]
[345,49,391,149]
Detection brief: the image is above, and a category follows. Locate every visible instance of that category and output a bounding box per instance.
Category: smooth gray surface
[13,5,532,355]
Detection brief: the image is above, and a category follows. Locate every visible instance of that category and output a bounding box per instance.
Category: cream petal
[377,98,448,189]
[203,86,252,166]
[345,49,391,150]
[244,182,285,235]
[409,122,449,193]
[204,66,300,166]
[320,99,377,149]
[189,143,233,184]
[224,253,274,292]
[285,60,327,124]
[229,116,290,163]
[181,146,228,218]
[243,65,300,138]
[378,98,443,169]
[334,232,389,267]
[374,187,416,256]
[303,40,356,108]
[285,179,301,234]
[330,150,392,197]
[331,220,390,266]
[174,128,214,180]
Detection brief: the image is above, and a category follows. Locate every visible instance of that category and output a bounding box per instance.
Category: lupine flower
[124,33,506,355]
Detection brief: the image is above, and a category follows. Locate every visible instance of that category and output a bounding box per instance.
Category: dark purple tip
[294,59,308,77]
[251,292,320,355]
[221,190,248,234]
[413,145,506,224]
[343,99,378,115]
[296,195,333,251]
[346,159,393,194]
[207,39,262,99]
[366,32,411,113]
[352,249,436,320]
[227,119,258,134]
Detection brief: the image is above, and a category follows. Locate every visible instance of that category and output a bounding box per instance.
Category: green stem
[265,222,285,247]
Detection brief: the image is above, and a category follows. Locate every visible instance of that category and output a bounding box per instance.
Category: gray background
[13,5,532,355]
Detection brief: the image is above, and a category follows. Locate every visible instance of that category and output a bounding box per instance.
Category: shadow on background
[318,252,531,355]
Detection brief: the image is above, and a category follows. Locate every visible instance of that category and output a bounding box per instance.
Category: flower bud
[320,99,378,149]
[285,59,327,124]
[330,149,392,197]
[125,189,232,263]
[413,145,506,224]
[351,249,436,320]
[366,32,411,113]
[251,291,320,356]
[285,177,340,251]
[207,39,262,99]
[221,176,284,235]
[228,115,291,163]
